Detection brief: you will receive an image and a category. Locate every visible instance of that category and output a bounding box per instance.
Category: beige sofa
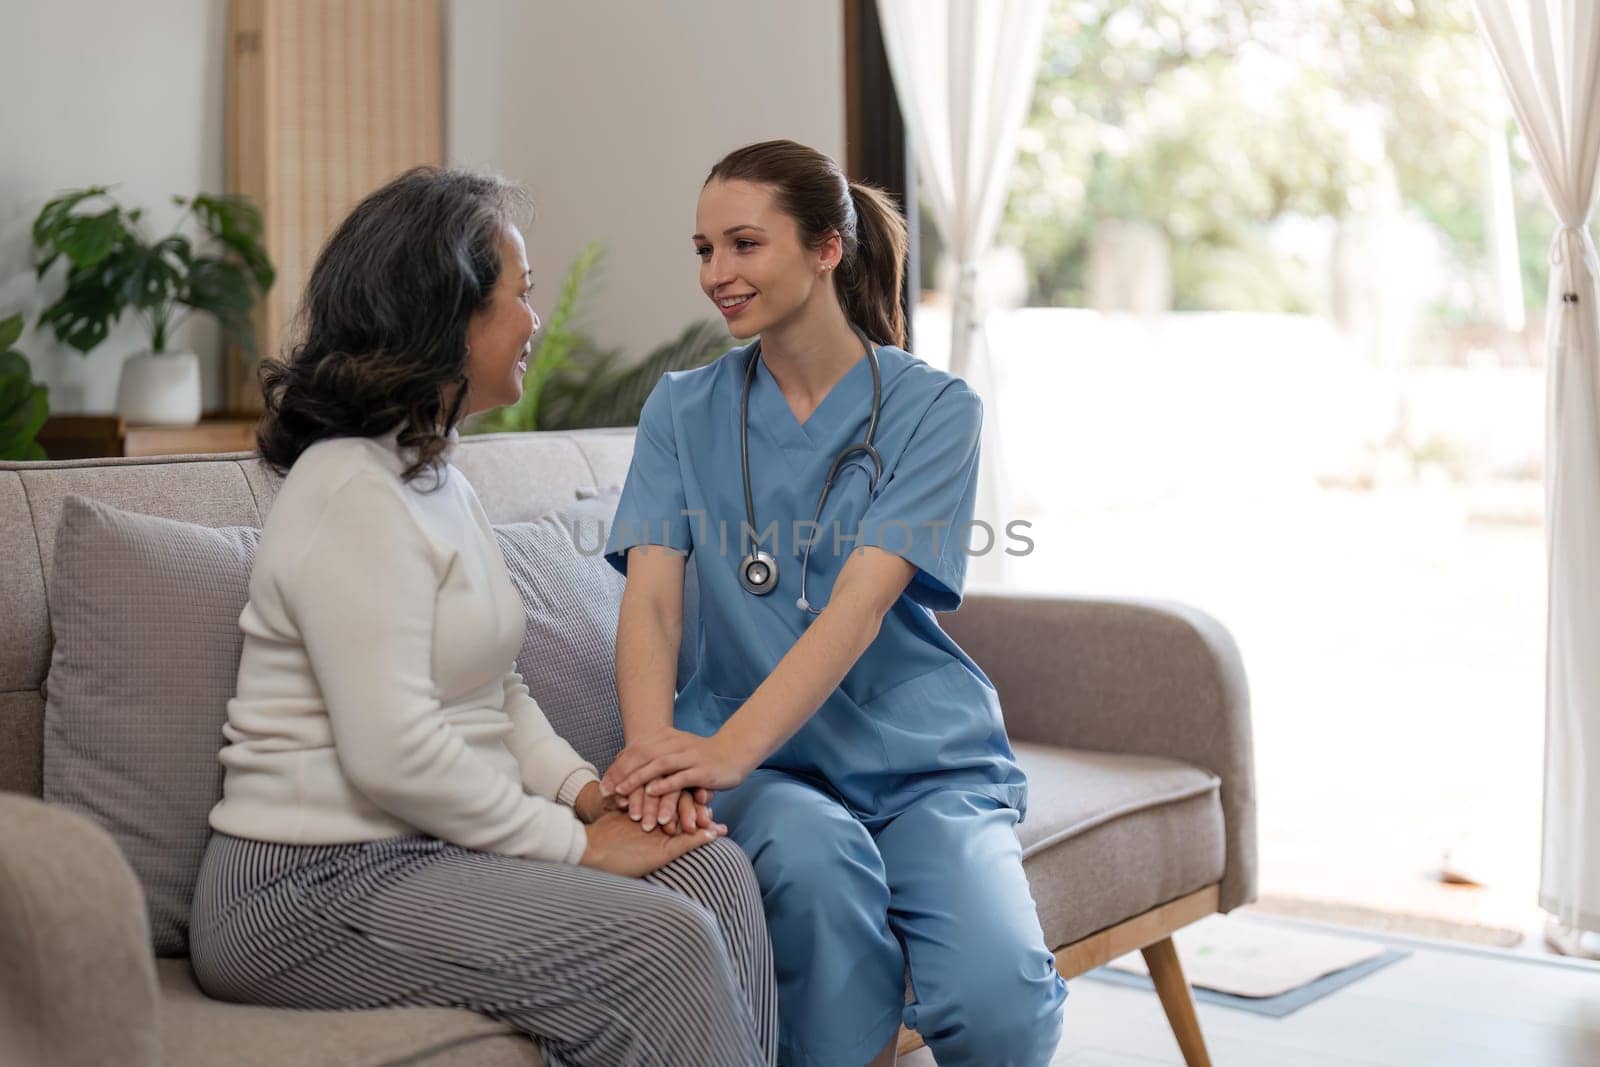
[0,429,1256,1066]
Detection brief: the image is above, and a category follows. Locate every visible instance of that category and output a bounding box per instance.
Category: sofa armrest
[944,592,1258,913]
[0,794,162,1066]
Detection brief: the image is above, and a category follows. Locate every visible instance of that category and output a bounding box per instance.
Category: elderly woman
[188,166,776,1067]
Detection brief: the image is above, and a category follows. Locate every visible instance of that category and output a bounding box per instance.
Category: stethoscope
[738,323,883,614]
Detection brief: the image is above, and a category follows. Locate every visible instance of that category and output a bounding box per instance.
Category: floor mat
[1246,893,1525,947]
[1078,913,1410,1017]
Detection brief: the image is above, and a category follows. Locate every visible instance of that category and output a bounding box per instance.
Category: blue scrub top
[603,340,1028,823]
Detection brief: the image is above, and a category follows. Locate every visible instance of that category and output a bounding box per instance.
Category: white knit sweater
[208,430,595,863]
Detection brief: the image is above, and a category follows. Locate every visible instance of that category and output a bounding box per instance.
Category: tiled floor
[899,914,1600,1066]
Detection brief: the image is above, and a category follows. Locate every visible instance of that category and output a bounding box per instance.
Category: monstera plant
[31,187,274,424]
[0,314,49,461]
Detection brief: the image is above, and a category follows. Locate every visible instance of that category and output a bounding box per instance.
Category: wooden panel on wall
[226,0,443,414]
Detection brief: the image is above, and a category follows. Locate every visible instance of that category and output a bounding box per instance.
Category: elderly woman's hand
[578,810,724,878]
[572,781,624,825]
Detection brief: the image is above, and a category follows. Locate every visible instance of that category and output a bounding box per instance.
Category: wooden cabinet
[37,415,259,460]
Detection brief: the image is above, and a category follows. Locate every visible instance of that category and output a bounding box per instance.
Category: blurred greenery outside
[922,0,1580,366]
[927,3,1560,931]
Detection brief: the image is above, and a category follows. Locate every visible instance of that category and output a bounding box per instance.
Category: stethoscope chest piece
[739,549,780,595]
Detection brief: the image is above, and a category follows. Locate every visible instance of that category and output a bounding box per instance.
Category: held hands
[578,761,723,837]
[573,780,720,837]
[601,727,756,809]
[573,776,731,877]
[578,809,727,878]
[617,785,717,835]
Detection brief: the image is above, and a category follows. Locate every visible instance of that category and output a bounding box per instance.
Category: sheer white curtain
[875,0,1048,589]
[1472,0,1600,935]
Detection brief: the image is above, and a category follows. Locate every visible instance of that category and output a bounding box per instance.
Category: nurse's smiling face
[694,179,838,340]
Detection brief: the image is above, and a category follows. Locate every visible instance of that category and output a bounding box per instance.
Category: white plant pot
[116,351,202,426]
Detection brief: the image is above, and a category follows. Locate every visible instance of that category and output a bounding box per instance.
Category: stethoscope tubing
[738,324,884,614]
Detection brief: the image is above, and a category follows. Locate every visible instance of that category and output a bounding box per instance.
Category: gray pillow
[495,489,699,774]
[41,495,259,958]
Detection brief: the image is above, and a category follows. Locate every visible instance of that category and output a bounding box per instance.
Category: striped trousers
[190,831,777,1066]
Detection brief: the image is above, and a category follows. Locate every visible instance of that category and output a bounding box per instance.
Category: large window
[922,0,1556,939]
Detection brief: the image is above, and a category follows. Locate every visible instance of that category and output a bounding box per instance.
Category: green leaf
[0,381,24,424]
[32,186,108,248]
[38,266,126,353]
[54,208,128,268]
[0,395,48,458]
[189,194,275,292]
[0,313,22,352]
[539,319,731,431]
[183,258,254,311]
[154,233,194,266]
[0,351,36,383]
[0,352,48,460]
[190,193,264,241]
[180,258,258,358]
[112,243,180,310]
[0,383,46,441]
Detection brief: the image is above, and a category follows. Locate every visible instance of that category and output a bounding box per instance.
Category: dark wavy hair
[706,139,908,348]
[255,166,531,483]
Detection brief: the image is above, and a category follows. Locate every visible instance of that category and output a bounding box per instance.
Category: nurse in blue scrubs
[600,139,1067,1067]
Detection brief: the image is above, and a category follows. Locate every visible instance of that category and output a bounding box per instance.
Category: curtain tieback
[1549,224,1600,305]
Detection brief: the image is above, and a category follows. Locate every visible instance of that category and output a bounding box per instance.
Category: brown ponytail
[839,182,907,349]
[706,140,909,348]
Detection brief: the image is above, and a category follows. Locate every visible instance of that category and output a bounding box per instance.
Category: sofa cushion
[1014,741,1226,952]
[157,960,541,1067]
[494,489,699,775]
[494,491,628,773]
[41,495,259,957]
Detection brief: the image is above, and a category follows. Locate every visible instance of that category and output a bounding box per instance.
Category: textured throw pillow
[41,495,259,958]
[495,489,699,774]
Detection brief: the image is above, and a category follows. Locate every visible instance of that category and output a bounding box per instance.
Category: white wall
[0,0,845,412]
[447,0,845,364]
[0,0,228,412]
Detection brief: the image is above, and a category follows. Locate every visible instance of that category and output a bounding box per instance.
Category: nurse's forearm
[721,604,882,764]
[615,593,680,742]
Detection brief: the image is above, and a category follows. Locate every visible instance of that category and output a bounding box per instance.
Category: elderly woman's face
[464,224,539,416]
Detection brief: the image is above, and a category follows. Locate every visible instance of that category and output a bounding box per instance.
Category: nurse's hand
[618,786,716,835]
[602,728,756,800]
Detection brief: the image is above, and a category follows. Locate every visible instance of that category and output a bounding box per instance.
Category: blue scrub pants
[715,769,1068,1067]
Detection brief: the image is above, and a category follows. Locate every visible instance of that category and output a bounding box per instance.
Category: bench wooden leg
[1142,935,1213,1067]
